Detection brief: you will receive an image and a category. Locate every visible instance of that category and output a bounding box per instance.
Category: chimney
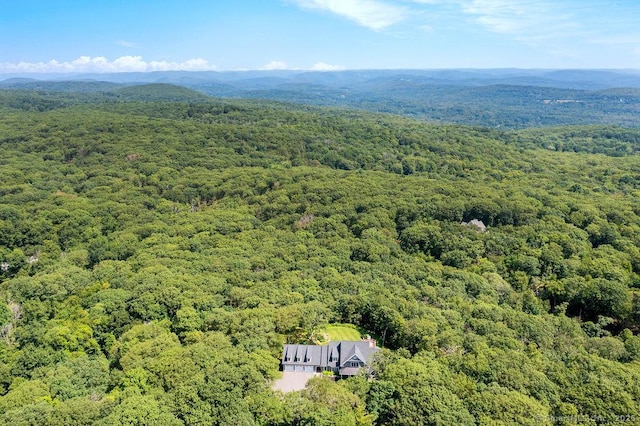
[364,335,376,348]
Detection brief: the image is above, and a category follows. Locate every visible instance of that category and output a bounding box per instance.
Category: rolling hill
[0,86,640,424]
[2,69,640,128]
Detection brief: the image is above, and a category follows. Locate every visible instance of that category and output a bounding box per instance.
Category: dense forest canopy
[1,85,640,424]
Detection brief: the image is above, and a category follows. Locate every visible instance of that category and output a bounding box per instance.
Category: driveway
[272,372,317,393]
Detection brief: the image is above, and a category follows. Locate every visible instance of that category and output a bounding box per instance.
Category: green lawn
[324,324,362,342]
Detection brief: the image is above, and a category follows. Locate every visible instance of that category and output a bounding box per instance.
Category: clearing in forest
[323,324,363,342]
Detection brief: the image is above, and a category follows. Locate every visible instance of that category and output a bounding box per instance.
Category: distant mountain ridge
[3,69,640,89]
[1,69,639,128]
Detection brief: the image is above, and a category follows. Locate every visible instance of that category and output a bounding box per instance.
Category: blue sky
[1,0,639,73]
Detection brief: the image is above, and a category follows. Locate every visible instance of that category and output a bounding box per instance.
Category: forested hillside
[210,83,640,129]
[3,69,640,129]
[1,88,640,424]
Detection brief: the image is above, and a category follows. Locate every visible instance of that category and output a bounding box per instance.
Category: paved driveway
[272,372,317,393]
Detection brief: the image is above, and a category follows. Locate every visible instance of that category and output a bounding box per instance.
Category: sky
[1,0,639,74]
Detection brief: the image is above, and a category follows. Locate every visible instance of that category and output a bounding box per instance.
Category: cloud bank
[310,62,345,71]
[0,56,347,74]
[261,61,289,70]
[0,56,215,74]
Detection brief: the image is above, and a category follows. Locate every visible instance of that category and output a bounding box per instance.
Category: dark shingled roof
[281,340,379,374]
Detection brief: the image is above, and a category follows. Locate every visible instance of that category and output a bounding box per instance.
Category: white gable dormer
[329,347,338,362]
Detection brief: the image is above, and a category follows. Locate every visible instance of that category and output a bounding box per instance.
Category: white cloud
[594,34,640,47]
[290,0,406,30]
[462,0,541,33]
[310,62,345,71]
[261,61,288,70]
[0,56,215,74]
[460,0,575,40]
[111,56,148,72]
[177,58,212,70]
[117,40,138,48]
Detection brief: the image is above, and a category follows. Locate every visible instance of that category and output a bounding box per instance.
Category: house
[281,337,379,377]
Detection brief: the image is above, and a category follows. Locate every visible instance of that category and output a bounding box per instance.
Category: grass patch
[324,324,362,342]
